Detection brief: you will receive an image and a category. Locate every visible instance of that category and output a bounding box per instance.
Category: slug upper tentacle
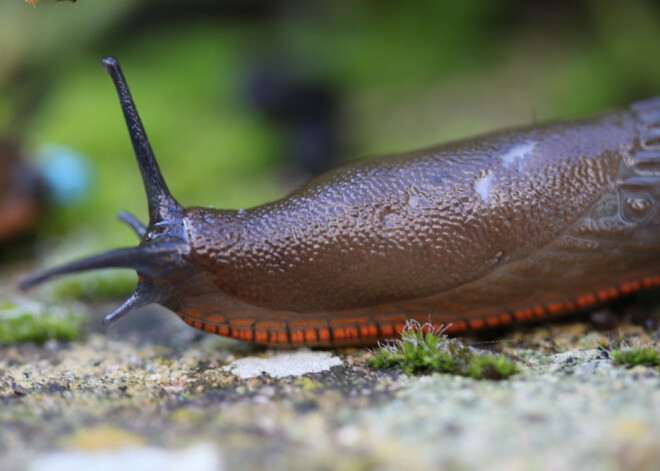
[101,57,182,224]
[20,57,660,346]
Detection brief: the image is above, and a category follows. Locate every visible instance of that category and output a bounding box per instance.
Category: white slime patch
[474,172,494,201]
[224,351,343,379]
[29,444,223,471]
[501,141,536,171]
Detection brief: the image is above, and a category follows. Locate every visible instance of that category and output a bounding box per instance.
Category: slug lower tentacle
[20,57,660,346]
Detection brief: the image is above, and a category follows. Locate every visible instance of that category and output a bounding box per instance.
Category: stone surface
[1,287,660,471]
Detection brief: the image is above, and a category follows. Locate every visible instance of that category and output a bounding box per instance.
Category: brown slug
[20,57,660,346]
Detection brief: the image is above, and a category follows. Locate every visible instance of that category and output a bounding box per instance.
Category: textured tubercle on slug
[19,57,190,327]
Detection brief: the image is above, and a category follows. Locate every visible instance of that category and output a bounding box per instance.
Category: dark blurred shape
[622,289,660,330]
[0,139,45,244]
[588,306,622,331]
[245,61,341,177]
[113,0,284,40]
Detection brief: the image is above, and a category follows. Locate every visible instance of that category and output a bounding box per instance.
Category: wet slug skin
[20,57,660,346]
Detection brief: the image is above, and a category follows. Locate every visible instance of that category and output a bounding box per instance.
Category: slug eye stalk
[101,57,182,224]
[20,57,188,327]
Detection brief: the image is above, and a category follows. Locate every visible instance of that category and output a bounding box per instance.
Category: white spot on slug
[501,141,536,171]
[474,171,494,201]
[408,194,420,208]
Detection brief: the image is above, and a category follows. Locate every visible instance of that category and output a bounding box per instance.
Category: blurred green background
[1,0,659,247]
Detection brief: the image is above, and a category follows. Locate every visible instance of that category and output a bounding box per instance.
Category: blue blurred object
[36,145,93,207]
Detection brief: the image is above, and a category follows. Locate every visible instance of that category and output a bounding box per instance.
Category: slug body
[21,58,660,346]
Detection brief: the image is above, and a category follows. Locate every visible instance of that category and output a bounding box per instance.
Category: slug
[20,57,660,347]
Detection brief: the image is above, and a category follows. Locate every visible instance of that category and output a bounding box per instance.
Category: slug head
[20,57,193,327]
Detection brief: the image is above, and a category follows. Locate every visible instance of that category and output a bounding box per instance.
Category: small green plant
[0,299,86,345]
[611,346,660,368]
[466,354,519,380]
[368,320,518,380]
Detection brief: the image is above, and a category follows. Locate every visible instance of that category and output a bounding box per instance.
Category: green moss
[0,300,86,345]
[466,355,519,380]
[611,347,660,368]
[50,271,136,301]
[367,321,518,380]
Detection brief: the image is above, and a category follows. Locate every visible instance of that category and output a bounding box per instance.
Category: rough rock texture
[1,295,660,471]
